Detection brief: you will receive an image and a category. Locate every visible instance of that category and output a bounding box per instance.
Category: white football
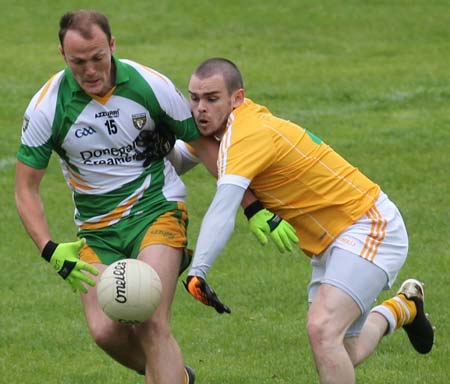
[97,259,162,324]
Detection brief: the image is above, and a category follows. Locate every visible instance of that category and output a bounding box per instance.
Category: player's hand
[41,239,99,293]
[135,124,176,167]
[245,201,299,253]
[183,276,231,314]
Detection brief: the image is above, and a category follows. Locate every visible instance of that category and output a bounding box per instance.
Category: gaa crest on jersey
[22,115,30,133]
[132,113,147,130]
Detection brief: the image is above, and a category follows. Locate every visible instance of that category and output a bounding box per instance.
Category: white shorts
[307,191,408,336]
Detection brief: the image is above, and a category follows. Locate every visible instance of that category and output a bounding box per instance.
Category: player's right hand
[183,275,231,314]
[41,239,99,293]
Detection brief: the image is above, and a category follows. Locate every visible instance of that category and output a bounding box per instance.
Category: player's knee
[307,311,339,353]
[89,322,120,350]
[137,311,172,345]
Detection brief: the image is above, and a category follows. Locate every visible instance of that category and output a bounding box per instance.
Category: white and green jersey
[17,57,200,230]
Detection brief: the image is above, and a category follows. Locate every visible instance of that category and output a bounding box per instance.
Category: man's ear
[59,45,65,59]
[232,88,245,109]
[110,36,116,54]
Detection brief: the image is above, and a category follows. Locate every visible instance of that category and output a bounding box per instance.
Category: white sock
[371,304,397,335]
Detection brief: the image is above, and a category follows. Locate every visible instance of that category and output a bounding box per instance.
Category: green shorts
[79,201,188,265]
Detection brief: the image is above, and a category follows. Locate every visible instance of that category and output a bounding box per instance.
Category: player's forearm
[189,184,245,278]
[187,136,219,178]
[15,190,51,252]
[189,206,236,278]
[241,188,258,210]
[15,161,51,252]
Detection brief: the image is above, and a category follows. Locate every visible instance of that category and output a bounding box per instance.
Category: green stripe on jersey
[52,74,92,173]
[74,160,170,223]
[114,61,200,142]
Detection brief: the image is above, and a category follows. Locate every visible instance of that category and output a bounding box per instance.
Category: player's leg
[136,244,186,384]
[307,283,361,384]
[349,277,434,363]
[343,311,388,367]
[345,278,434,367]
[80,246,191,383]
[341,194,433,363]
[307,247,388,384]
[134,202,194,384]
[79,203,193,383]
[80,261,146,372]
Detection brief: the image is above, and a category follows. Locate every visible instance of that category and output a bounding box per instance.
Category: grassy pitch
[1,1,449,383]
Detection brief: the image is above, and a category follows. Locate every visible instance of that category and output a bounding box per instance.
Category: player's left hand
[245,202,299,253]
[183,276,231,314]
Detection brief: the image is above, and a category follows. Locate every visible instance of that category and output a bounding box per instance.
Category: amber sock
[371,293,417,334]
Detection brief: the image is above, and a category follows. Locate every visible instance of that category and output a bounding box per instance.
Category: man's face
[188,74,242,138]
[60,25,115,97]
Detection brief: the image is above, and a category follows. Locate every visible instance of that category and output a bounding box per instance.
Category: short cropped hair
[58,10,112,46]
[193,58,244,94]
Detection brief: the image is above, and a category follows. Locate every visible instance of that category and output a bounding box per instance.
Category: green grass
[1,1,449,383]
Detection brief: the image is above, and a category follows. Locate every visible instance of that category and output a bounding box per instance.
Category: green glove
[41,239,99,293]
[245,201,299,253]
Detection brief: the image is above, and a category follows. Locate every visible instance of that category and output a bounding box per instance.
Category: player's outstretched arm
[185,184,245,313]
[15,161,98,293]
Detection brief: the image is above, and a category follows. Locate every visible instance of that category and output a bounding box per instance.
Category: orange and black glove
[183,276,231,314]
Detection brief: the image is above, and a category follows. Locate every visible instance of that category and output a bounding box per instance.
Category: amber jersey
[217,98,380,256]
